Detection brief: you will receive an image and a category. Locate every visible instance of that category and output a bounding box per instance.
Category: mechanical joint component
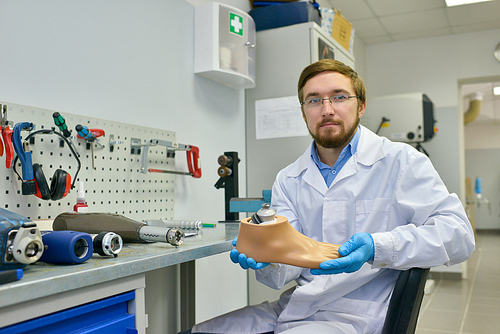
[92,231,123,257]
[10,222,44,264]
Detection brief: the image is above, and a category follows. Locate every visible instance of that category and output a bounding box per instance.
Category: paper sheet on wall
[255,96,309,140]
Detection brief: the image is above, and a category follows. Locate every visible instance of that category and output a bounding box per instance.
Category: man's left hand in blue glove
[230,237,270,270]
[310,232,374,275]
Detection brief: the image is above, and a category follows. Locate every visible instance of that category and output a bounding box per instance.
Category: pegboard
[1,101,181,221]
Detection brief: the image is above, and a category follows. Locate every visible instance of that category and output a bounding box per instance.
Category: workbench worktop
[0,222,239,308]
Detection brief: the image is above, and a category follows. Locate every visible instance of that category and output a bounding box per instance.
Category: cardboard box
[331,9,354,52]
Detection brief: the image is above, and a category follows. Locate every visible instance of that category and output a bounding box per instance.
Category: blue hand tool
[12,122,37,195]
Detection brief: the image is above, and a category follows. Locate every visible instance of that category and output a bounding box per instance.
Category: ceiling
[316,0,500,126]
[317,0,500,45]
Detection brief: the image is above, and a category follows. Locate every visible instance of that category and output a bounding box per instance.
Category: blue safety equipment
[311,232,374,275]
[230,237,270,270]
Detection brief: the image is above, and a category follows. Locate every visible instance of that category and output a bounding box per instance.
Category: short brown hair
[297,59,366,106]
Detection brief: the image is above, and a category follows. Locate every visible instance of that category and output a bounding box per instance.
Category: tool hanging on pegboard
[12,122,37,195]
[1,100,178,221]
[12,123,82,200]
[0,104,14,169]
[52,112,79,153]
[134,139,202,178]
[75,124,105,170]
[52,112,72,138]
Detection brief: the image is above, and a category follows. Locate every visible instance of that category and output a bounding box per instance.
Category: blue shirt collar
[311,125,361,166]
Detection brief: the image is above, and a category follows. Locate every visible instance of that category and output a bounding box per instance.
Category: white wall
[0,0,248,330]
[464,117,500,229]
[465,148,500,229]
[0,0,250,223]
[366,29,500,106]
[364,29,500,275]
[365,28,500,203]
[352,35,367,82]
[465,123,500,150]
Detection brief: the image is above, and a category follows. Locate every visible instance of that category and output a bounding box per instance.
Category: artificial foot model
[236,215,340,269]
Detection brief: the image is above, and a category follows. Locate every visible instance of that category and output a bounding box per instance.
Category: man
[184,59,475,333]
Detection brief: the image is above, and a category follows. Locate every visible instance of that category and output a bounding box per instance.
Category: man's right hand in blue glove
[310,232,374,275]
[230,237,270,270]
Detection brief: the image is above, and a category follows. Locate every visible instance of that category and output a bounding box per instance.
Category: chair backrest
[381,267,430,334]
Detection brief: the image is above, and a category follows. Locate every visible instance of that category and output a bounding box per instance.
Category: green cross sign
[229,12,243,36]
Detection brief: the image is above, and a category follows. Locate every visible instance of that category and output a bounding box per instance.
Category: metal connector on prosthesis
[250,203,276,225]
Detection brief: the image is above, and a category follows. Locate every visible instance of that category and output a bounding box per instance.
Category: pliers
[0,104,14,169]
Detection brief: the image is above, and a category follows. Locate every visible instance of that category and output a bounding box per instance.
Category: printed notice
[255,96,309,140]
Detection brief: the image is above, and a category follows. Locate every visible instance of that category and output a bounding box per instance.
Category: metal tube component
[138,226,185,246]
[145,219,203,230]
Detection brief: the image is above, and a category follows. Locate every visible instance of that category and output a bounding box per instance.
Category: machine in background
[362,92,437,144]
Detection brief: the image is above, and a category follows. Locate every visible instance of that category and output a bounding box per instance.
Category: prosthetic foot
[236,214,340,269]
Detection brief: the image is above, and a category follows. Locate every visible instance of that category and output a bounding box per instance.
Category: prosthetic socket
[236,204,340,269]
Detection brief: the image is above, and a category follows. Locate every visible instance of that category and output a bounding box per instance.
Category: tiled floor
[416,230,500,334]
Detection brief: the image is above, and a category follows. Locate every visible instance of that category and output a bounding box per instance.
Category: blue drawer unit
[0,291,137,334]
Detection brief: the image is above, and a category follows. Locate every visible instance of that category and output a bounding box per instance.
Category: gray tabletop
[0,222,239,308]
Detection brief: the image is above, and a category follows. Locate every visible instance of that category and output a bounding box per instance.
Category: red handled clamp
[1,104,14,168]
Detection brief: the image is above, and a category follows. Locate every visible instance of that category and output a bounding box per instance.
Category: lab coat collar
[356,125,386,167]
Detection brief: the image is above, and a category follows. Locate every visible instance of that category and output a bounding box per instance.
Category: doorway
[460,76,500,230]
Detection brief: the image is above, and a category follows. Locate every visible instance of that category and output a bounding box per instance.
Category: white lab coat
[193,126,475,334]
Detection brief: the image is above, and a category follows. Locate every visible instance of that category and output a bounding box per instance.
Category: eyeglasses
[301,95,359,110]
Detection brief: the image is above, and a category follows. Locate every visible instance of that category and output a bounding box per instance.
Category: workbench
[0,223,239,333]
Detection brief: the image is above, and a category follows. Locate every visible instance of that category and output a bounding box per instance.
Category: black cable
[415,143,430,157]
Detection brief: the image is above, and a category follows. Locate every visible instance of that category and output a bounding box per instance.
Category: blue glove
[310,233,374,275]
[229,237,270,270]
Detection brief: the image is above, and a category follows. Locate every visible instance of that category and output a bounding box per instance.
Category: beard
[308,115,360,149]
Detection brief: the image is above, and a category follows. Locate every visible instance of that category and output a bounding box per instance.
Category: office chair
[382,267,430,334]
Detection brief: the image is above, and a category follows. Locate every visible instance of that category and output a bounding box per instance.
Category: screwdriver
[75,124,96,141]
[75,124,96,169]
[52,112,72,137]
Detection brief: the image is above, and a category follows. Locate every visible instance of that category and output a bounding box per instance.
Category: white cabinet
[194,2,256,89]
